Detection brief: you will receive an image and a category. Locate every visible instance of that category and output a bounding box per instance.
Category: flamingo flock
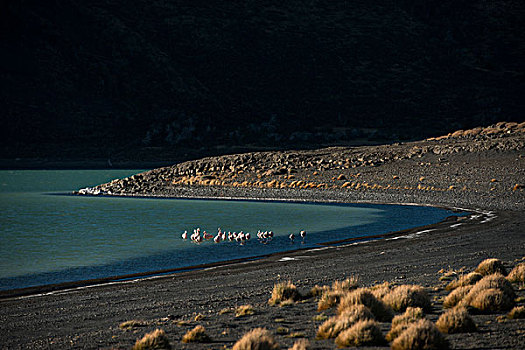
[181,228,306,245]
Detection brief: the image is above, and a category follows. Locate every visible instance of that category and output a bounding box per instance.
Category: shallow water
[0,170,459,290]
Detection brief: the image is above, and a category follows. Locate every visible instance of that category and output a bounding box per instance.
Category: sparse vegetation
[386,307,425,341]
[308,285,329,298]
[436,307,477,333]
[181,325,211,343]
[316,304,374,339]
[459,273,516,311]
[338,288,393,321]
[233,328,280,350]
[119,320,147,330]
[475,258,507,276]
[331,277,359,292]
[317,290,344,311]
[443,285,472,308]
[132,329,171,350]
[446,272,483,291]
[507,263,525,283]
[334,320,386,348]
[370,282,392,300]
[391,319,449,350]
[507,306,525,319]
[236,305,255,317]
[269,281,301,306]
[383,285,432,312]
[288,339,310,350]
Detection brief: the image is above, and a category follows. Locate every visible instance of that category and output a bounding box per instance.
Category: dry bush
[317,290,344,311]
[288,339,309,350]
[316,304,374,339]
[181,325,211,343]
[443,286,472,308]
[334,320,386,348]
[332,276,359,292]
[507,306,525,319]
[468,288,515,312]
[308,285,329,298]
[269,281,301,306]
[383,285,432,313]
[236,305,255,317]
[233,328,280,350]
[386,307,425,342]
[338,288,393,321]
[446,272,483,291]
[132,329,171,350]
[436,307,476,333]
[507,263,525,283]
[475,258,507,276]
[370,282,392,300]
[391,319,449,350]
[119,319,147,330]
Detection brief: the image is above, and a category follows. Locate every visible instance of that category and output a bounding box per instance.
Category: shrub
[316,304,374,339]
[332,277,359,292]
[233,328,280,350]
[181,325,212,343]
[507,306,525,319]
[132,329,171,350]
[445,272,483,291]
[391,319,449,350]
[269,281,301,306]
[119,319,147,330]
[338,288,393,321]
[436,307,476,333]
[475,258,507,276]
[468,288,514,312]
[317,290,344,311]
[308,285,329,298]
[236,305,255,317]
[507,263,525,283]
[334,320,386,348]
[443,285,472,308]
[370,282,392,300]
[460,274,516,310]
[386,307,425,342]
[288,339,309,350]
[383,285,432,313]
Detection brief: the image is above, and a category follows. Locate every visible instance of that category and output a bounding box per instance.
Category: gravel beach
[1,123,524,349]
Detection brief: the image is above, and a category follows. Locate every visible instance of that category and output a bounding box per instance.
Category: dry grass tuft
[334,320,386,348]
[468,288,515,312]
[132,329,171,350]
[338,288,393,321]
[475,258,507,276]
[308,285,329,298]
[507,306,525,319]
[233,328,280,350]
[370,281,392,300]
[446,272,483,291]
[507,263,525,283]
[119,319,147,330]
[317,290,344,311]
[331,276,359,292]
[269,281,301,306]
[236,305,255,317]
[181,325,212,343]
[436,307,477,333]
[316,304,374,339]
[443,286,472,308]
[288,339,310,350]
[383,285,432,313]
[386,307,425,342]
[391,319,449,350]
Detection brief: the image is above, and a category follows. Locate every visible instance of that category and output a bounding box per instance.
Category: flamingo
[182,230,188,239]
[289,233,295,243]
[214,234,221,243]
[300,230,306,242]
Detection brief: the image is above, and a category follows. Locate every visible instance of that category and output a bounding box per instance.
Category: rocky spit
[1,121,524,349]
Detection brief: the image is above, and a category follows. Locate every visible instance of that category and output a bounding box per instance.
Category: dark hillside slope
[1,0,524,161]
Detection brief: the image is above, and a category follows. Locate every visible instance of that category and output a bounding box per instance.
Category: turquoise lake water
[0,170,458,290]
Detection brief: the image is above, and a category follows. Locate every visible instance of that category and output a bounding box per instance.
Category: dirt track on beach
[1,123,524,349]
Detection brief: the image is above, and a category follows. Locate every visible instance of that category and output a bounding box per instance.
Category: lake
[0,170,459,291]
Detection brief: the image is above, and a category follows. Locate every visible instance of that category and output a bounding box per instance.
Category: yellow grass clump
[436,307,476,333]
[370,282,392,300]
[334,320,386,348]
[119,319,147,330]
[391,319,449,350]
[308,285,329,298]
[338,288,393,321]
[181,325,212,343]
[507,305,525,319]
[386,307,425,342]
[236,305,255,317]
[475,258,507,276]
[459,273,516,311]
[445,272,483,291]
[233,328,280,350]
[316,304,374,339]
[132,329,171,350]
[288,339,310,350]
[507,263,525,283]
[331,276,359,292]
[317,290,344,311]
[443,285,472,308]
[269,281,301,306]
[383,285,432,312]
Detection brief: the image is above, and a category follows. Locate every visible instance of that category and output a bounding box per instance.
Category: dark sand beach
[1,123,524,349]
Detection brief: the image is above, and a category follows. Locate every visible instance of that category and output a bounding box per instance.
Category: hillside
[1,0,524,162]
